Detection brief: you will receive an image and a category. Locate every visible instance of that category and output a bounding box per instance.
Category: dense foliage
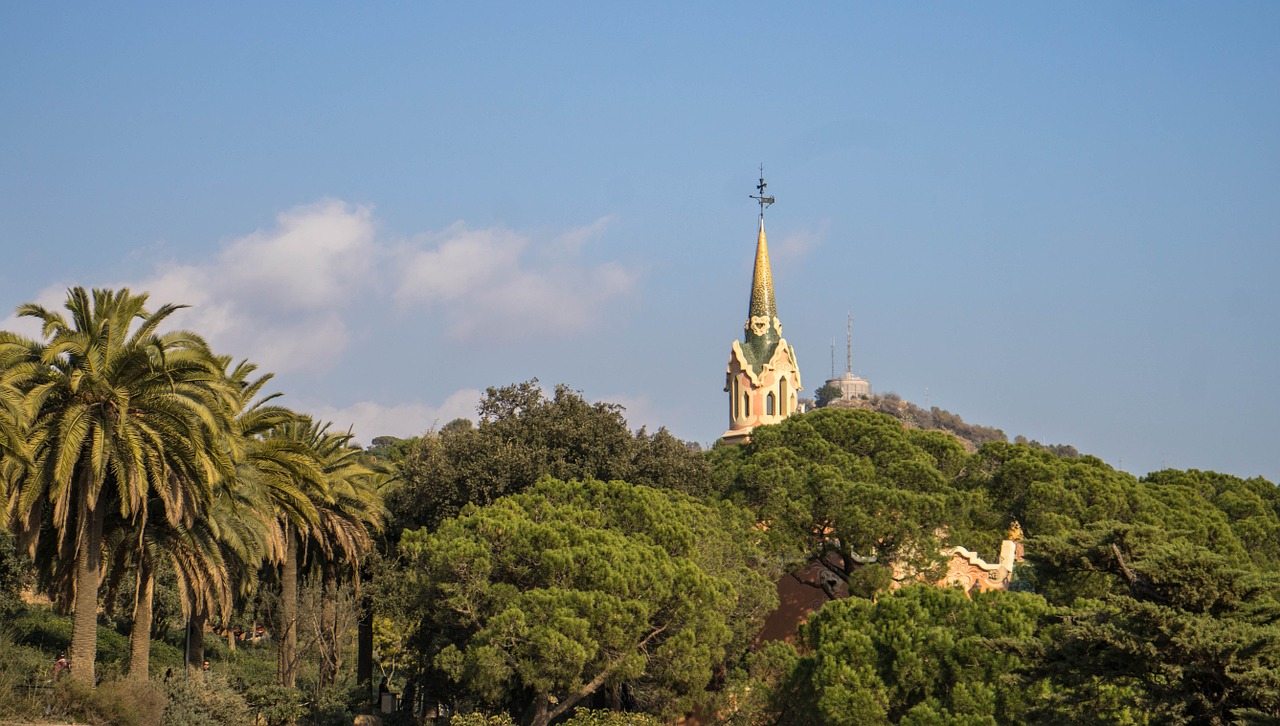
[713,410,1280,725]
[0,288,387,723]
[386,381,712,534]
[401,478,776,725]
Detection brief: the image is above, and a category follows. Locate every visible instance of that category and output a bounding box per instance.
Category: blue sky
[2,3,1277,481]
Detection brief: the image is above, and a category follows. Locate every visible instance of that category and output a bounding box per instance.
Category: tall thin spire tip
[749,164,775,220]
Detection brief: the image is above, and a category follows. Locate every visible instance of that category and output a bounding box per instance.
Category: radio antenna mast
[846,312,853,375]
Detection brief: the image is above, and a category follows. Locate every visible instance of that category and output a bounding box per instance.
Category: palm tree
[310,463,386,688]
[0,332,43,521]
[0,376,32,503]
[267,417,377,688]
[104,495,240,679]
[92,356,278,679]
[194,368,331,688]
[3,288,233,685]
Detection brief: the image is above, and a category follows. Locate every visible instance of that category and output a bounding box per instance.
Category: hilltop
[820,392,1080,457]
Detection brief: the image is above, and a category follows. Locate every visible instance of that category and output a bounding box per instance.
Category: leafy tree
[814,383,843,408]
[401,477,777,726]
[1027,522,1280,724]
[712,408,972,597]
[388,380,710,534]
[774,585,1052,725]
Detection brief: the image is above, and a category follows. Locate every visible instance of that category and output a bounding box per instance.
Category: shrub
[8,607,72,653]
[242,683,306,726]
[51,678,166,726]
[0,628,53,721]
[162,673,253,726]
[0,531,33,615]
[450,714,516,726]
[562,710,661,725]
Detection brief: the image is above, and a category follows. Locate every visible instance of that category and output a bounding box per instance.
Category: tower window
[779,378,788,414]
[766,392,776,416]
[743,393,751,418]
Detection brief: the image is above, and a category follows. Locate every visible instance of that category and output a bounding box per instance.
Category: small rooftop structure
[823,313,871,401]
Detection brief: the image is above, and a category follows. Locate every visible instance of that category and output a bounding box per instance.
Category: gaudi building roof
[740,218,782,376]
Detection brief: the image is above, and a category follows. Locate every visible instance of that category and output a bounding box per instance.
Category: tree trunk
[319,561,339,688]
[531,693,551,726]
[69,498,105,686]
[278,532,299,688]
[228,627,236,652]
[128,559,154,680]
[356,589,374,702]
[187,608,207,673]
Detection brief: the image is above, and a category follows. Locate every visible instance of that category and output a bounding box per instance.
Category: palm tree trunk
[128,559,154,680]
[278,532,299,688]
[320,561,338,688]
[69,496,105,686]
[187,608,207,673]
[357,588,374,701]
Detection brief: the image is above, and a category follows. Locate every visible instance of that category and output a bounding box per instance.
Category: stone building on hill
[755,523,1026,646]
[823,313,871,401]
[722,173,802,444]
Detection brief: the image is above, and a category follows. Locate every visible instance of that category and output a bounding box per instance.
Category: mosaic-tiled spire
[748,218,777,322]
[741,173,782,371]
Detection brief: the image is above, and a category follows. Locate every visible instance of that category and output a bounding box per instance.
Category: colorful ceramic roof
[740,217,782,373]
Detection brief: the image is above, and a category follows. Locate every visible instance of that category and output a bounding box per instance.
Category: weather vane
[749,164,775,219]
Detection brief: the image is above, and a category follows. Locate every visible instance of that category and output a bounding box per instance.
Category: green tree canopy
[768,585,1053,726]
[388,381,711,534]
[711,408,987,596]
[1027,522,1280,724]
[400,477,778,726]
[814,383,843,408]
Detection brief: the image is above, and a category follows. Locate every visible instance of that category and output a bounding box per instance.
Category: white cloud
[3,203,635,373]
[298,388,482,447]
[395,217,637,339]
[142,199,377,373]
[550,215,616,255]
[773,219,829,260]
[218,200,376,310]
[3,201,377,373]
[397,224,526,303]
[0,283,69,339]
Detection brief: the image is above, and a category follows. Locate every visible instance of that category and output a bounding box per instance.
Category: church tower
[722,172,802,444]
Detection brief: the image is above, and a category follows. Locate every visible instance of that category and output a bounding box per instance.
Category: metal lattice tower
[846,312,853,375]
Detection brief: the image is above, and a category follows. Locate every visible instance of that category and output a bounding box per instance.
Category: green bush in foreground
[162,673,254,726]
[50,678,166,726]
[451,711,660,726]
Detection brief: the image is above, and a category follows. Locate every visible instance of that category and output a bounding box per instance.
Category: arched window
[743,392,751,418]
[779,377,788,415]
[731,379,740,421]
[766,392,776,416]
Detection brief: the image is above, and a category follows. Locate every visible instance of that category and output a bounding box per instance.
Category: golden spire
[748,216,777,321]
[741,169,781,369]
[747,167,778,323]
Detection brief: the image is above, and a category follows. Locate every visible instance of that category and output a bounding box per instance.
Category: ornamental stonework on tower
[722,174,802,444]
